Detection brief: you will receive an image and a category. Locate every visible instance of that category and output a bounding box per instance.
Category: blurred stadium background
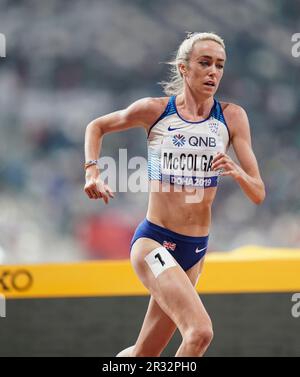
[0,0,299,264]
[0,0,300,358]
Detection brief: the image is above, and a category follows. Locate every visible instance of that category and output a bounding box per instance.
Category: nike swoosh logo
[195,246,207,254]
[168,126,186,131]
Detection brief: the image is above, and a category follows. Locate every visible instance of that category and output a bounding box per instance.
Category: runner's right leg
[129,238,213,357]
[116,251,203,357]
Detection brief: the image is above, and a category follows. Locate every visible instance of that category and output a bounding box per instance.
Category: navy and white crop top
[147,96,230,188]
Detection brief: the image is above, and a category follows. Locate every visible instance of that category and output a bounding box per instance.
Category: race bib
[160,133,223,188]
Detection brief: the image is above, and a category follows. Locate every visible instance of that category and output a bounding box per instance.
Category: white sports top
[147,96,230,188]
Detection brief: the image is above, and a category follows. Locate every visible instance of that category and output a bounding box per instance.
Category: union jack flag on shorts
[163,240,177,251]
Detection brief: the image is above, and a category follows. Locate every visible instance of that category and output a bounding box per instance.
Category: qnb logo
[0,269,33,293]
[172,134,186,147]
[291,293,300,318]
[0,294,6,318]
[0,33,6,58]
[189,136,216,148]
[291,33,300,58]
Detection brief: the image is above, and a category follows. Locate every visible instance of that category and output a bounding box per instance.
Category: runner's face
[180,40,226,97]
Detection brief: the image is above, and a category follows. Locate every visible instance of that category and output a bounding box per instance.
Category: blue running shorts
[130,218,209,271]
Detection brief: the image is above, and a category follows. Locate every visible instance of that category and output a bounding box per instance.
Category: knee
[184,324,214,351]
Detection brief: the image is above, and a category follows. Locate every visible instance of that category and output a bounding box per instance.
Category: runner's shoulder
[219,101,250,140]
[125,96,170,128]
[219,101,248,121]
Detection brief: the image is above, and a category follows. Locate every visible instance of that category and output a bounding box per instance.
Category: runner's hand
[211,152,244,180]
[84,168,114,204]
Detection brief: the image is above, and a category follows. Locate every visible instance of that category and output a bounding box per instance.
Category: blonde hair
[159,32,225,96]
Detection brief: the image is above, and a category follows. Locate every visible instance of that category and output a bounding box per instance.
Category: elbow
[86,120,103,137]
[253,196,264,205]
[253,182,266,205]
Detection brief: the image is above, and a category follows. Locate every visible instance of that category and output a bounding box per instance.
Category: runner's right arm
[84,97,165,203]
